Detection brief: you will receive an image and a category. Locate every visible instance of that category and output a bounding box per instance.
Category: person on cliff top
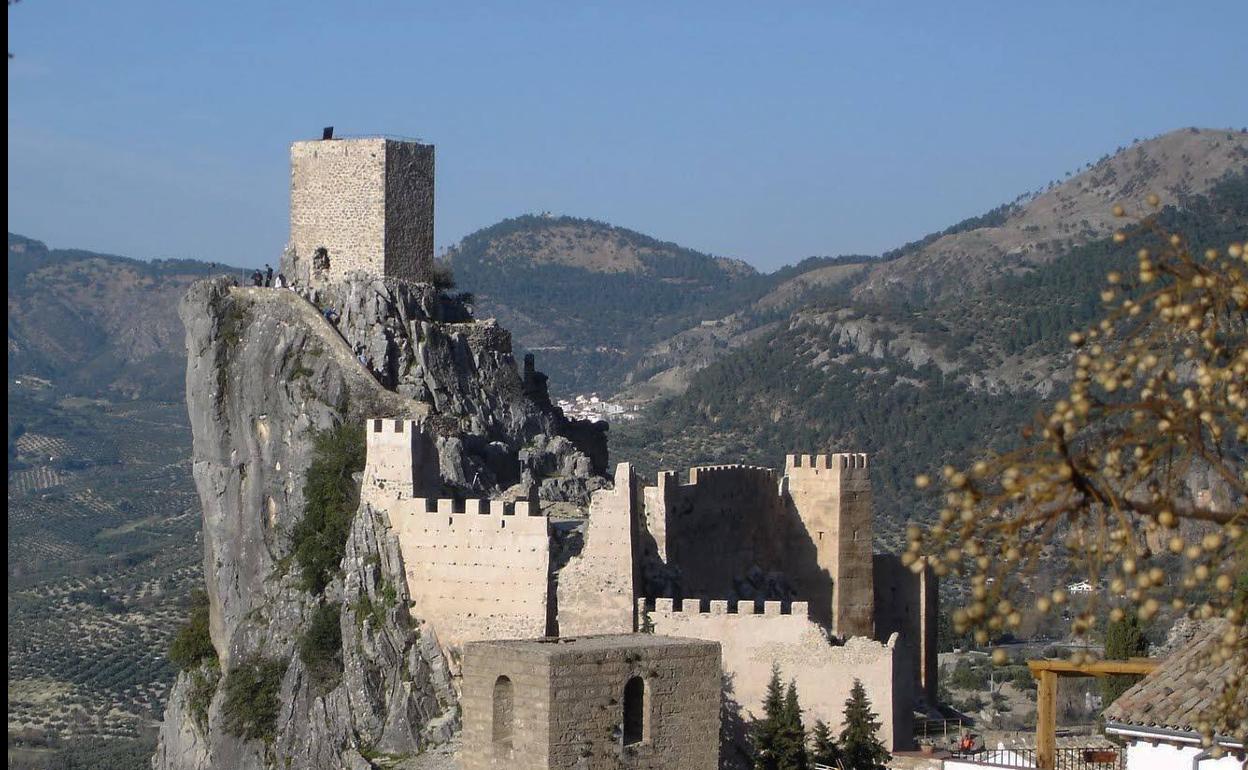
[251,269,263,286]
[264,264,273,287]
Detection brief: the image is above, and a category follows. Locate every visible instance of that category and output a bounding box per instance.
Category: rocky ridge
[153,273,606,769]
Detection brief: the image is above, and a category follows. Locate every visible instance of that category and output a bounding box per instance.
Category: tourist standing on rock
[264,264,273,287]
[274,273,287,289]
[251,269,263,286]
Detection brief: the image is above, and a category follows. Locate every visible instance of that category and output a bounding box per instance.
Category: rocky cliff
[153,273,606,769]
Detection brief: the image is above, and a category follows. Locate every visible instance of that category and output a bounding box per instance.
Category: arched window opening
[492,675,514,750]
[622,675,647,746]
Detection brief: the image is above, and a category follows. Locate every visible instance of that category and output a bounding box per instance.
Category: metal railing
[953,745,1124,770]
[914,716,966,740]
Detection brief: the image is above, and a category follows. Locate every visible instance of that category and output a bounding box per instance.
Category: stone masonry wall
[361,418,441,506]
[556,464,640,636]
[385,495,550,651]
[461,646,553,770]
[784,453,875,637]
[658,465,793,600]
[383,141,435,283]
[642,598,912,750]
[874,553,938,704]
[461,636,721,770]
[288,138,433,287]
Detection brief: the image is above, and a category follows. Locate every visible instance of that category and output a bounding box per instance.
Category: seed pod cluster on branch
[906,196,1247,746]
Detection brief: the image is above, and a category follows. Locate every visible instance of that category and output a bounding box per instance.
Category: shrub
[168,590,216,671]
[221,658,287,742]
[291,422,366,594]
[187,663,220,731]
[428,262,456,291]
[949,659,988,690]
[299,601,343,694]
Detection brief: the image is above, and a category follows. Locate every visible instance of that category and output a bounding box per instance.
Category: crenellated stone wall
[385,495,551,650]
[641,598,912,750]
[657,465,792,600]
[360,422,929,752]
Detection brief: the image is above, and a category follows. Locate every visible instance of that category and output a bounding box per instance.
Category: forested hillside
[446,215,784,393]
[7,235,242,401]
[612,169,1248,546]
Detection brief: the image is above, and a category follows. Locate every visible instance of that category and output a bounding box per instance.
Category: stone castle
[364,419,937,752]
[283,132,936,764]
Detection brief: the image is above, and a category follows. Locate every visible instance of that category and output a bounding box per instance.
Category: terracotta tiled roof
[1103,619,1230,732]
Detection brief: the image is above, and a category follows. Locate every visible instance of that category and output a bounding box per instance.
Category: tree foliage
[168,589,216,671]
[809,719,841,767]
[753,665,808,770]
[221,658,287,742]
[291,422,366,595]
[299,601,343,694]
[909,201,1247,746]
[1101,614,1149,710]
[839,679,889,770]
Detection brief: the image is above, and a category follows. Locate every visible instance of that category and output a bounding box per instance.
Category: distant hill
[7,234,242,401]
[857,127,1248,304]
[612,128,1248,548]
[446,215,788,394]
[617,128,1248,401]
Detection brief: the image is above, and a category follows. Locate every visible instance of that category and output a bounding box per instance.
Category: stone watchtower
[285,134,434,287]
[785,453,875,638]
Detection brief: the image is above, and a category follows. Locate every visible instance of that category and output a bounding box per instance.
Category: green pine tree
[778,680,808,770]
[1101,613,1149,711]
[839,679,889,770]
[810,720,841,767]
[753,664,786,770]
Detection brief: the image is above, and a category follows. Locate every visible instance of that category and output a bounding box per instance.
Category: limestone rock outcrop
[153,275,606,770]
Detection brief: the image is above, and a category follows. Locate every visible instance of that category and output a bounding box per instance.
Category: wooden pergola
[1026,657,1159,770]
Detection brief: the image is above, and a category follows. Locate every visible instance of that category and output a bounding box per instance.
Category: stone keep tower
[287,136,434,286]
[785,453,875,638]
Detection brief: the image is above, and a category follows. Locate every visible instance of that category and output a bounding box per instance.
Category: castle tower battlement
[362,418,428,505]
[638,597,810,618]
[382,496,547,536]
[784,451,874,637]
[785,452,869,473]
[287,136,434,288]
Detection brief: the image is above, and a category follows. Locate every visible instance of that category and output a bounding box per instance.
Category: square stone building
[287,135,434,286]
[461,635,721,770]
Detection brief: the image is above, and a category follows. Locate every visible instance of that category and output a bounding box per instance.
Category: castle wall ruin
[874,553,939,704]
[641,598,912,750]
[361,416,928,751]
[288,137,434,287]
[556,464,641,637]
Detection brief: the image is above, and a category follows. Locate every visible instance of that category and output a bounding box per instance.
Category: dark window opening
[622,675,647,746]
[492,675,514,751]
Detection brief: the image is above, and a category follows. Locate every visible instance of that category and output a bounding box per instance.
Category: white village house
[1103,620,1245,770]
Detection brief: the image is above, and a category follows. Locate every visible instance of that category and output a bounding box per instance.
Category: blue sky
[8,1,1248,271]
